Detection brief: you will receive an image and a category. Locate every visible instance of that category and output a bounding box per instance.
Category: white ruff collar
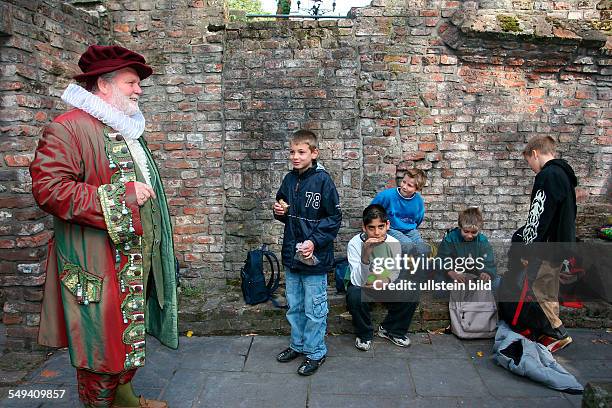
[61,83,145,141]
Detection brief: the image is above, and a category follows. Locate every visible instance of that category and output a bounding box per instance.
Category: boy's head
[458,207,483,242]
[290,130,319,173]
[399,168,427,198]
[522,136,556,174]
[362,204,390,239]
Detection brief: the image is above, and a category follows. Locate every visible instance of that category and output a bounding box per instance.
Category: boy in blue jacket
[273,130,342,376]
[371,168,430,257]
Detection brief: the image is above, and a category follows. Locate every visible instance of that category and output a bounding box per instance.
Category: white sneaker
[378,326,411,347]
[355,337,371,351]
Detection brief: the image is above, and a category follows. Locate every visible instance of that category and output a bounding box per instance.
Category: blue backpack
[240,245,282,306]
[334,256,350,293]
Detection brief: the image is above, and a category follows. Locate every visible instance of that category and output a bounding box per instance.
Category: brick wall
[0,0,610,349]
[107,0,227,284]
[0,0,110,350]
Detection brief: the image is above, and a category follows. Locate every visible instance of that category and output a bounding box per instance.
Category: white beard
[109,84,140,116]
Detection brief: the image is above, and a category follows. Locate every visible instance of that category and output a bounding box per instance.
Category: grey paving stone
[243,335,304,373]
[159,369,209,408]
[409,358,488,397]
[430,333,477,355]
[310,356,415,396]
[457,397,575,408]
[194,372,307,408]
[562,393,583,408]
[0,371,28,384]
[462,342,495,360]
[560,329,612,361]
[471,354,563,398]
[27,352,74,385]
[178,336,253,371]
[554,358,612,384]
[132,346,182,389]
[309,394,443,408]
[311,394,386,408]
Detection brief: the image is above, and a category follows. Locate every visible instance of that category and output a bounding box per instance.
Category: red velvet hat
[74,45,153,82]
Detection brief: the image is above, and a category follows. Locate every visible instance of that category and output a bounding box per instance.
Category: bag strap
[512,274,529,327]
[260,245,283,305]
[262,249,281,294]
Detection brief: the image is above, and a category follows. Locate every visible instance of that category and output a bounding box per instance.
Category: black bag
[240,245,282,306]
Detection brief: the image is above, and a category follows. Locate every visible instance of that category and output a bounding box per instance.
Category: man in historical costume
[30,45,178,408]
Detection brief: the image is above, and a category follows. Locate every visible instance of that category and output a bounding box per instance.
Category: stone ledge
[449,10,609,48]
[178,288,612,336]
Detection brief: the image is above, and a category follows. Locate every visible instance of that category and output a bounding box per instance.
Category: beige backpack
[449,274,498,339]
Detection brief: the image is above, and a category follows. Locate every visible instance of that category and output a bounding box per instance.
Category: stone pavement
[1,329,610,408]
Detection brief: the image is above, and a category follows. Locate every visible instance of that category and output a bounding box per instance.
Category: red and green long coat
[30,108,178,374]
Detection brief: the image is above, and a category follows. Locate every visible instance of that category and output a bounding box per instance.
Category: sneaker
[276,347,302,363]
[377,326,411,347]
[355,337,372,351]
[537,324,573,353]
[297,356,326,376]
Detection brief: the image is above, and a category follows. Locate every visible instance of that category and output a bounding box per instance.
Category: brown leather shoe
[112,396,168,408]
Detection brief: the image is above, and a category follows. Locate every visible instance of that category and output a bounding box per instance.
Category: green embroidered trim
[98,183,131,247]
[121,293,145,313]
[118,258,144,284]
[59,263,103,304]
[123,321,146,344]
[124,348,146,369]
[98,128,148,369]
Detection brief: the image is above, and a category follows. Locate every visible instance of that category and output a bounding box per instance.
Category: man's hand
[448,271,468,284]
[134,181,156,206]
[479,272,491,282]
[299,240,315,258]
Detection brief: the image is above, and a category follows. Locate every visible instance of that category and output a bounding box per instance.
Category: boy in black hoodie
[273,130,342,375]
[503,135,577,352]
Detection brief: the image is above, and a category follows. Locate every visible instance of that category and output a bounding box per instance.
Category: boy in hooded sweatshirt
[273,130,342,376]
[502,135,578,353]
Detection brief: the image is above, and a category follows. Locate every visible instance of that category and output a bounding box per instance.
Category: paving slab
[409,358,488,398]
[310,356,415,396]
[27,352,75,385]
[561,329,612,361]
[1,331,610,408]
[456,396,575,408]
[194,372,308,408]
[160,369,209,408]
[177,336,253,372]
[243,335,304,373]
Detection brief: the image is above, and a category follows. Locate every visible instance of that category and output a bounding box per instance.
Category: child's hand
[448,271,468,284]
[360,236,385,264]
[273,200,288,216]
[299,240,315,258]
[364,236,385,246]
[479,272,491,281]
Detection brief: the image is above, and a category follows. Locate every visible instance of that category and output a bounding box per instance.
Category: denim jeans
[285,268,328,360]
[388,228,431,257]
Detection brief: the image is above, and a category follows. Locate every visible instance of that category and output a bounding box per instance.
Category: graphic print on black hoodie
[522,159,578,244]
